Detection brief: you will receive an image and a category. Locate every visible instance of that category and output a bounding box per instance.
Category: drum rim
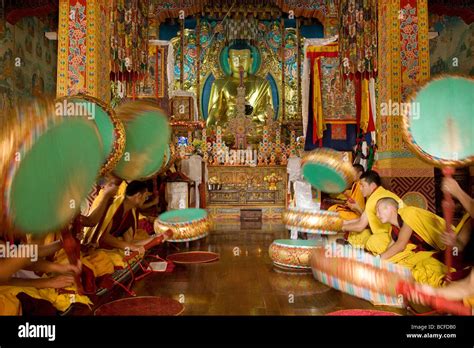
[113,102,171,180]
[286,207,339,216]
[401,74,474,168]
[301,148,357,193]
[167,232,209,242]
[272,239,320,247]
[55,94,126,176]
[284,225,338,235]
[3,116,103,233]
[158,208,208,226]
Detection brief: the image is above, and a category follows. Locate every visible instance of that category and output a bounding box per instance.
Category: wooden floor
[130,222,408,316]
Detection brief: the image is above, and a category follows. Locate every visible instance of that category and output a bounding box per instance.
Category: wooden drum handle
[123,230,172,261]
[397,281,471,316]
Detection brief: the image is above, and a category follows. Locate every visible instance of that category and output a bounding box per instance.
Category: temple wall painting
[429,14,474,76]
[0,16,57,111]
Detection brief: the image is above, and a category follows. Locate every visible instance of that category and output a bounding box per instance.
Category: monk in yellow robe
[328,164,365,220]
[376,197,457,287]
[0,237,91,315]
[342,170,404,255]
[82,180,163,257]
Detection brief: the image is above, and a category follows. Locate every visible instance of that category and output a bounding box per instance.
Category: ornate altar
[206,165,287,220]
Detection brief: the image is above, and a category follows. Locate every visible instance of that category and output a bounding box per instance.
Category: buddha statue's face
[229,49,252,76]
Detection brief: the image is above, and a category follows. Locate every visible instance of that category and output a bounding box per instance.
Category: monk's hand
[346,200,359,212]
[103,181,119,197]
[442,177,461,198]
[441,230,457,247]
[42,275,75,289]
[51,262,82,276]
[129,244,145,256]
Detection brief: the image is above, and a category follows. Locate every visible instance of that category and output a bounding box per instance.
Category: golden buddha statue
[206,47,274,142]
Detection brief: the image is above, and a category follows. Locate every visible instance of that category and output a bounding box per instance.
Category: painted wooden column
[376,0,435,211]
[56,0,111,102]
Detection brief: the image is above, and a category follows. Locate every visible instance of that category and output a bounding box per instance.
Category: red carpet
[94,296,184,316]
[167,251,219,264]
[327,309,400,316]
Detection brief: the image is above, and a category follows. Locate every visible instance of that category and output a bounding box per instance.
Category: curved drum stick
[396,281,471,316]
[442,167,455,281]
[123,229,173,261]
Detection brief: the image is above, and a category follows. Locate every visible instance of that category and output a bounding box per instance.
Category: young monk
[375,197,455,287]
[341,170,404,255]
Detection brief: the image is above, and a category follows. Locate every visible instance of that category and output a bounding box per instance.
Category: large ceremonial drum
[54,95,125,176]
[113,101,171,180]
[283,207,343,234]
[402,75,474,167]
[0,100,103,235]
[269,239,320,269]
[301,148,357,194]
[311,244,413,306]
[154,208,210,242]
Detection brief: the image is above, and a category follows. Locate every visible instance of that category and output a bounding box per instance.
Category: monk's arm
[7,275,74,289]
[37,241,62,258]
[0,258,32,284]
[100,232,131,251]
[81,195,113,227]
[24,260,80,275]
[342,212,369,232]
[381,225,413,260]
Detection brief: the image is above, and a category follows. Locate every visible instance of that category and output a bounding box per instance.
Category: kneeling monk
[376,197,457,287]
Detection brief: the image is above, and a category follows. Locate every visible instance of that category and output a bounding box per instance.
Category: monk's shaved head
[376,197,399,210]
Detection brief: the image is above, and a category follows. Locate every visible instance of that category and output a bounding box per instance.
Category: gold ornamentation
[269,241,319,269]
[154,215,211,242]
[282,208,343,234]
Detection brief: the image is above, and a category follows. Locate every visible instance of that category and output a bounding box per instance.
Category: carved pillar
[376,0,435,211]
[56,0,111,102]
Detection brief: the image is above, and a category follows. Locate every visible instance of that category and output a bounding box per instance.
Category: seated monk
[328,164,365,220]
[82,180,165,256]
[375,197,457,287]
[341,170,404,255]
[0,236,91,315]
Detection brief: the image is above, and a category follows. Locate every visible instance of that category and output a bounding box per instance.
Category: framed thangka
[320,57,356,122]
[131,45,165,98]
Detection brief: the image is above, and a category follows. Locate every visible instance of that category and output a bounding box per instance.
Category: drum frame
[401,74,474,168]
[269,239,319,270]
[301,148,357,193]
[55,94,126,176]
[283,208,343,235]
[155,210,211,242]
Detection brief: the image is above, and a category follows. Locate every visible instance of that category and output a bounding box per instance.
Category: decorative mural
[0,16,57,111]
[429,14,474,76]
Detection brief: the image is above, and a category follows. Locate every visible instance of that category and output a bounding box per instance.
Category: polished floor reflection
[132,223,407,315]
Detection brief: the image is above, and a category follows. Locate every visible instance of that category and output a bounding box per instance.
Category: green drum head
[10,118,103,234]
[302,163,347,193]
[274,239,319,247]
[405,76,474,165]
[114,110,170,180]
[159,208,207,224]
[67,97,114,161]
